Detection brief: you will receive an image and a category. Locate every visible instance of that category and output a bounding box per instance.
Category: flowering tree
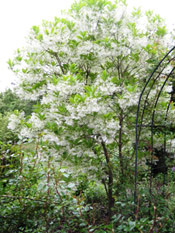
[8,0,171,216]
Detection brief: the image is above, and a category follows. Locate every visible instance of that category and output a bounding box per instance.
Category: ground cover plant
[1,0,175,232]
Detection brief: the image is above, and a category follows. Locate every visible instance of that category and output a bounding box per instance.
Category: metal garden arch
[134,46,175,213]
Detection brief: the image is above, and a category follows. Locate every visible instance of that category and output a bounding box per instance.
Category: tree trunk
[119,110,124,179]
[101,141,114,219]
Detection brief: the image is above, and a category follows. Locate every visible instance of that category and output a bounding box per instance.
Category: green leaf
[32,25,40,34]
[7,59,14,68]
[127,22,137,37]
[36,34,43,41]
[132,7,141,17]
[126,84,137,93]
[156,26,167,37]
[16,56,22,62]
[44,29,49,35]
[52,75,59,85]
[101,70,108,81]
[51,27,55,34]
[22,68,27,73]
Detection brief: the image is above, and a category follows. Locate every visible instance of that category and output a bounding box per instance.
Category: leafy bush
[0,113,17,143]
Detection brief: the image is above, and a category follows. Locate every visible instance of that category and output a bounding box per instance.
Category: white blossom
[19,127,34,139]
[29,113,44,130]
[8,112,25,131]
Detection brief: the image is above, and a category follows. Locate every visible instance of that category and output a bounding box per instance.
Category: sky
[0,0,175,91]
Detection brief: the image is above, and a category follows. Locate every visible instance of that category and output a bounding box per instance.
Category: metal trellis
[134,46,175,215]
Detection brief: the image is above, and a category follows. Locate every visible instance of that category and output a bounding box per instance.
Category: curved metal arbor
[134,46,175,212]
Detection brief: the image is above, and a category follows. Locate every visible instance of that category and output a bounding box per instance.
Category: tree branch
[46,50,65,75]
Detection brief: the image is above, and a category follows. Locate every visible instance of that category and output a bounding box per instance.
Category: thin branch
[46,50,65,75]
[54,54,65,75]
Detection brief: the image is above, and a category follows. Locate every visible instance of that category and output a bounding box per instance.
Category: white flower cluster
[42,132,67,146]
[12,113,45,139]
[166,107,175,125]
[29,113,45,130]
[8,112,25,131]
[164,84,172,93]
[16,86,47,101]
[88,117,120,144]
[167,139,175,150]
[66,97,107,120]
[19,127,34,139]
[48,79,84,99]
[95,78,121,95]
[118,90,139,109]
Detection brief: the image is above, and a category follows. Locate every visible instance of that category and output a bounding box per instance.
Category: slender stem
[119,109,124,178]
[101,140,114,218]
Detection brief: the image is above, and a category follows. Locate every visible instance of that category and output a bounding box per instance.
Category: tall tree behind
[0,89,35,116]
